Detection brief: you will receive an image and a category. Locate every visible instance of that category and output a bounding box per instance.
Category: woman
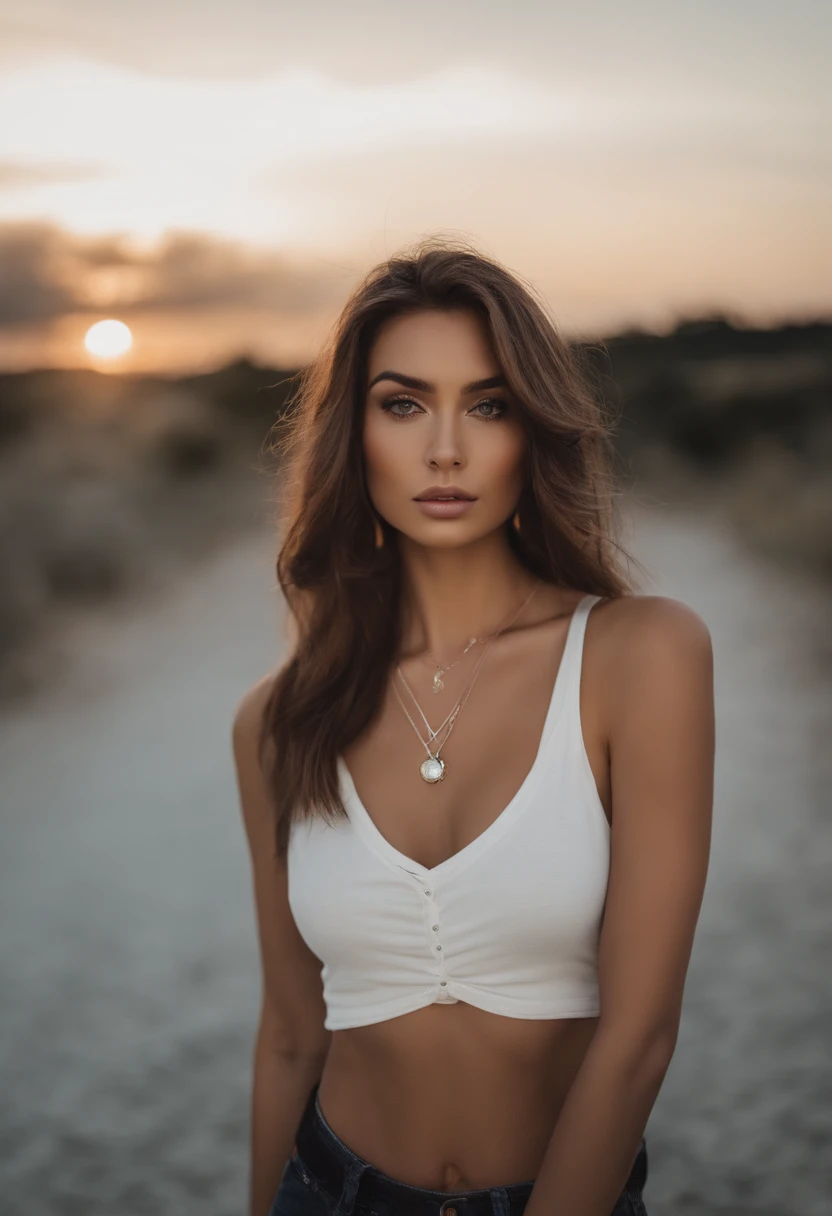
[232,237,714,1216]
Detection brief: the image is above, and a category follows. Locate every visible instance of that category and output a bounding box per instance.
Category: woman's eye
[379,395,507,421]
[380,396,421,419]
[472,398,507,421]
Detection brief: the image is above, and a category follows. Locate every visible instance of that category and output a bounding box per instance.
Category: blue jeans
[268,1083,649,1216]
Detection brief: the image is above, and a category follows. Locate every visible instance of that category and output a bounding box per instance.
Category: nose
[426,413,464,470]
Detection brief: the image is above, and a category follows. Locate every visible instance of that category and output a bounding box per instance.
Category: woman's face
[363,308,528,550]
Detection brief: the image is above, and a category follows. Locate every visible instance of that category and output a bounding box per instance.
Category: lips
[413,496,476,518]
[414,486,476,501]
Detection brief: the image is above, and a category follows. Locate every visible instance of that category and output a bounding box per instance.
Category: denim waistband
[293,1082,648,1216]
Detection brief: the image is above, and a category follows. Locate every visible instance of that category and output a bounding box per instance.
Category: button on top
[424,889,431,897]
[432,924,439,931]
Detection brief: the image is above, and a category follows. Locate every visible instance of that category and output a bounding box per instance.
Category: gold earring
[374,516,384,549]
[512,510,521,534]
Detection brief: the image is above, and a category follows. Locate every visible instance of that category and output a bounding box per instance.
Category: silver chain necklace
[424,604,529,693]
[396,614,508,747]
[393,582,541,783]
[393,638,494,773]
[425,635,483,693]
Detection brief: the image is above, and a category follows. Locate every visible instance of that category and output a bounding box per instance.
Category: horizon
[3,310,829,383]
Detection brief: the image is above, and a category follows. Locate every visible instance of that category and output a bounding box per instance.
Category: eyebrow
[367,370,507,394]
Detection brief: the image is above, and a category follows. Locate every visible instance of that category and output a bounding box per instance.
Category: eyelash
[379,394,508,422]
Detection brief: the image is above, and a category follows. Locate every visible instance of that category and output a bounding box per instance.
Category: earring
[512,510,521,534]
[374,516,384,549]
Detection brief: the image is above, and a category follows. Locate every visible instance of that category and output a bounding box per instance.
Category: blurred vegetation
[582,316,832,578]
[0,359,299,695]
[0,317,830,697]
[587,316,830,468]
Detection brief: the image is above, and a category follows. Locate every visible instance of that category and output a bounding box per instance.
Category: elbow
[641,1026,678,1079]
[268,1039,331,1069]
[594,1018,679,1081]
[256,1006,331,1069]
[254,1025,331,1084]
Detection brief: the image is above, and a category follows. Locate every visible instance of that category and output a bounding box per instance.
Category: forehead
[367,308,500,383]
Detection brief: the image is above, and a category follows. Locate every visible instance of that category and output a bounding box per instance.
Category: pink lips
[414,484,475,501]
[413,485,477,519]
[413,498,476,519]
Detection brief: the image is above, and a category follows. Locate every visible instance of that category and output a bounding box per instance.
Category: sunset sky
[0,1,828,372]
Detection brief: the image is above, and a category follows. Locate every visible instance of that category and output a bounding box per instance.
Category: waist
[321,1004,600,1181]
[292,1081,648,1216]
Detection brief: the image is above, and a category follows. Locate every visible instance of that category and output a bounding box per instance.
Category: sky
[0,0,829,372]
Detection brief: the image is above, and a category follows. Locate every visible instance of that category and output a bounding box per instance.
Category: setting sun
[84,319,133,360]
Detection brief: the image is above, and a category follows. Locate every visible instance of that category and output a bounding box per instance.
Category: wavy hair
[260,235,639,857]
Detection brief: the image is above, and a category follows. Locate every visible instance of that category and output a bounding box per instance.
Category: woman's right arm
[232,674,332,1216]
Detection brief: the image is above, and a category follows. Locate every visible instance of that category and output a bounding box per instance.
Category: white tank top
[287,593,609,1030]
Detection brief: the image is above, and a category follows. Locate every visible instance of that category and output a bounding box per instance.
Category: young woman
[232,238,714,1216]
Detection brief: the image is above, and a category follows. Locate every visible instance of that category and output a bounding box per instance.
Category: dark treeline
[581,316,831,469]
[2,315,830,470]
[2,315,830,471]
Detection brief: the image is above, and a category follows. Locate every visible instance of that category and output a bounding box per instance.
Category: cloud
[123,233,337,313]
[0,223,77,323]
[0,221,340,327]
[0,160,110,190]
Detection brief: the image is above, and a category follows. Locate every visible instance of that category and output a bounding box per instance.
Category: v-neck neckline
[337,593,594,883]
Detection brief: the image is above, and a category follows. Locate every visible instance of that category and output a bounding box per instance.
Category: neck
[397,531,543,663]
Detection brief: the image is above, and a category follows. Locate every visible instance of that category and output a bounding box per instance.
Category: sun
[84,319,133,360]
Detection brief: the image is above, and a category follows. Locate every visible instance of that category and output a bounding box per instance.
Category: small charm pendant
[420,755,446,783]
[432,672,444,693]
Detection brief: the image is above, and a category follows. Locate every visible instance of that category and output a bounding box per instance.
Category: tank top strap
[558,592,603,708]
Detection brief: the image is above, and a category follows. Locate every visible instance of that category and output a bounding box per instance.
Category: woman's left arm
[525,595,715,1216]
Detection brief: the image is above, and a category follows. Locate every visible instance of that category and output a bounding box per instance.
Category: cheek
[480,429,527,496]
[362,416,401,486]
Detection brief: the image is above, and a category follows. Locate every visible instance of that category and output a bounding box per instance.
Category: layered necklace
[393,581,541,783]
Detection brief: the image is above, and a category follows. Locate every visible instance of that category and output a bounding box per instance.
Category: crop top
[287,592,609,1030]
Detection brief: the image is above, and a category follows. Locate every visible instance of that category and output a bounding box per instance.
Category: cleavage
[347,735,540,871]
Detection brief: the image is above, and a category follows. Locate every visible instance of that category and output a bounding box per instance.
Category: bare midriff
[315,1004,601,1192]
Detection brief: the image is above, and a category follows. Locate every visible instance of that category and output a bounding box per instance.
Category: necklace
[426,636,481,693]
[424,604,534,693]
[396,627,498,747]
[394,636,494,778]
[394,582,541,783]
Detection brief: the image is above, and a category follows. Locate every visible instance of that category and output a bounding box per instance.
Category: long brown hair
[260,234,639,858]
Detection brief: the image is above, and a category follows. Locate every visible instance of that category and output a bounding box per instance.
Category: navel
[439,1159,468,1191]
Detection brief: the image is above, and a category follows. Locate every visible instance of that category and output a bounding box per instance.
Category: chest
[342,746,541,873]
[341,660,565,872]
[289,742,611,968]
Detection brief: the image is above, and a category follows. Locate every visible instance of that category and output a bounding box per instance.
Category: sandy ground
[0,502,830,1216]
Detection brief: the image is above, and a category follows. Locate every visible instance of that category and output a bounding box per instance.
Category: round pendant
[420,756,446,783]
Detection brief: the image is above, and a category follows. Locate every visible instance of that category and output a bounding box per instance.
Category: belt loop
[489,1187,511,1216]
[332,1159,368,1216]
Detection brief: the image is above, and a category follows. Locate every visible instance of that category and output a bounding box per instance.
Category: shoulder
[592,593,711,656]
[232,671,281,849]
[232,670,279,750]
[589,594,713,718]
[231,671,280,810]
